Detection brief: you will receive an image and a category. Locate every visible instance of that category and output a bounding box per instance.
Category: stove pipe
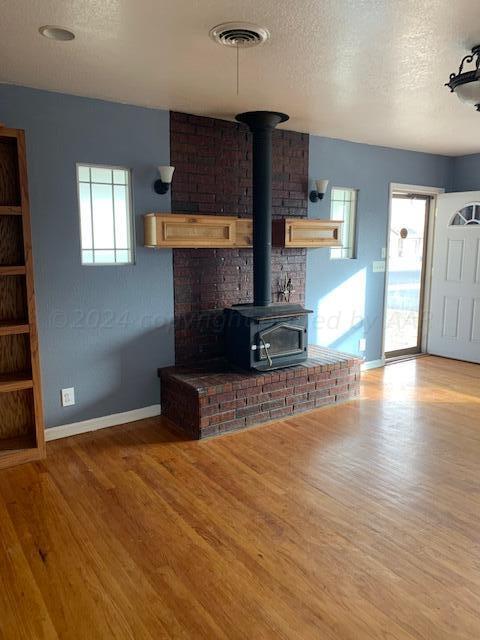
[235,111,289,307]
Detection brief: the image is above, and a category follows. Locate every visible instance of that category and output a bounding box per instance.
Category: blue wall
[451,154,480,191]
[306,136,453,363]
[0,84,174,428]
[0,83,462,427]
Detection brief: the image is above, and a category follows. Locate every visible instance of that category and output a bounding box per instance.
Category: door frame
[381,183,445,361]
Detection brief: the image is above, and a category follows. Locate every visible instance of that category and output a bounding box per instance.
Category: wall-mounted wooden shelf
[144,213,343,250]
[234,218,253,248]
[145,213,237,248]
[0,126,45,469]
[273,218,343,248]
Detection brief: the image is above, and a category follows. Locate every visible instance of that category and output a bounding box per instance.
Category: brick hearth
[160,346,362,439]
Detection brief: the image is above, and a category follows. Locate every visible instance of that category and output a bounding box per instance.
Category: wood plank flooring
[1,355,480,639]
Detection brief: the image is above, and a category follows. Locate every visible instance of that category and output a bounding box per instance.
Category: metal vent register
[209,22,270,48]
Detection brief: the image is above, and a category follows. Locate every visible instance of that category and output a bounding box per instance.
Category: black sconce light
[309,179,329,203]
[154,165,175,194]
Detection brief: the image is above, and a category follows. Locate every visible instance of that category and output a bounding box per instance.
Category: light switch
[373,261,386,273]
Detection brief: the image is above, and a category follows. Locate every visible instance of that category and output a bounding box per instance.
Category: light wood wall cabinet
[273,218,343,248]
[145,214,343,250]
[233,219,253,248]
[144,213,238,248]
[0,127,45,470]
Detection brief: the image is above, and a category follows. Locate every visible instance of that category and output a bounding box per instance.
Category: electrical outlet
[61,387,75,407]
[373,260,386,273]
[359,338,366,352]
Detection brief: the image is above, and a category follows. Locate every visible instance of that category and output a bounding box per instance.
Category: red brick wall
[160,347,362,439]
[170,111,309,364]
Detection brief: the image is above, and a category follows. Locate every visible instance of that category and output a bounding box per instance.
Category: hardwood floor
[1,355,480,639]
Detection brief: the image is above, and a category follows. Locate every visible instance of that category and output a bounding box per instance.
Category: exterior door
[384,194,430,358]
[428,192,480,363]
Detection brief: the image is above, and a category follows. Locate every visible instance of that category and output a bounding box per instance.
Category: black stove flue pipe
[236,111,289,307]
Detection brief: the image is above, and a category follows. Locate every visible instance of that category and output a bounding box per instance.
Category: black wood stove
[224,111,312,371]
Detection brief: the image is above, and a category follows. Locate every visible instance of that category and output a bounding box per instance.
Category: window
[450,204,480,226]
[330,188,357,259]
[77,164,134,265]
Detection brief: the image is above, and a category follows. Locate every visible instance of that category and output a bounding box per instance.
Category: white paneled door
[428,192,480,363]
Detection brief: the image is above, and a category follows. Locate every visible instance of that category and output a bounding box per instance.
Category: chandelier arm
[458,53,474,75]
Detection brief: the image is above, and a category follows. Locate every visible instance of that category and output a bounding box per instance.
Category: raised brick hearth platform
[160,346,362,439]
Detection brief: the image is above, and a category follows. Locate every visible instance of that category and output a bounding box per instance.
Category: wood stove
[224,110,312,371]
[224,304,310,371]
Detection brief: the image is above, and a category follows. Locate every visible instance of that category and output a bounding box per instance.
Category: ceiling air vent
[209,22,270,48]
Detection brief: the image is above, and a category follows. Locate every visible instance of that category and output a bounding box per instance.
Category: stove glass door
[257,323,304,361]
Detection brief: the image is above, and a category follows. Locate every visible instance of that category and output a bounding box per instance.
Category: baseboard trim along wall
[45,361,382,442]
[361,358,385,371]
[45,405,161,442]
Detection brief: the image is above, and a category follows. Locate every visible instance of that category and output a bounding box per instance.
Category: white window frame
[330,187,358,260]
[76,163,135,266]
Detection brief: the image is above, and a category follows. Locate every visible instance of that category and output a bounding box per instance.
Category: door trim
[382,183,445,360]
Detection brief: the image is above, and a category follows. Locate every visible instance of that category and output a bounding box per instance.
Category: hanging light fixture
[446,45,480,111]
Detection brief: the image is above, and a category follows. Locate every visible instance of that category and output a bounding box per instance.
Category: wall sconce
[309,179,329,203]
[154,165,175,194]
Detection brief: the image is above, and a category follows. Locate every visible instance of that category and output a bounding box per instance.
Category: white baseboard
[45,359,384,442]
[45,404,161,442]
[361,358,385,371]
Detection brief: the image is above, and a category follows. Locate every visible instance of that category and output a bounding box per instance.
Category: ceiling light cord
[209,22,270,96]
[236,43,240,95]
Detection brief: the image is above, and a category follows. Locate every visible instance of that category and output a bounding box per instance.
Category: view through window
[330,188,357,259]
[77,164,134,265]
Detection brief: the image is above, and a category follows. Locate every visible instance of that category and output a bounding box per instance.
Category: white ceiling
[1,0,480,155]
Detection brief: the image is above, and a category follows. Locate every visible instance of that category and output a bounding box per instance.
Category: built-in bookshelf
[0,127,45,469]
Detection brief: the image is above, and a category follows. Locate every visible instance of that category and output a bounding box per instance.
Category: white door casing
[428,192,480,363]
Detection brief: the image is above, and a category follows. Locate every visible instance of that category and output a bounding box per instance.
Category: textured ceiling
[1,0,480,155]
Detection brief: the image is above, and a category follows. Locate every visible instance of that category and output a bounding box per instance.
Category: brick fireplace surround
[162,111,361,438]
[170,111,308,365]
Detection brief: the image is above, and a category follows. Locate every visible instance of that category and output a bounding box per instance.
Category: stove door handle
[251,343,271,351]
[260,337,273,368]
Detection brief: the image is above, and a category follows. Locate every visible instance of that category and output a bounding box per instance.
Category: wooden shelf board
[0,433,36,452]
[0,439,42,470]
[0,265,26,276]
[0,372,33,393]
[0,205,22,215]
[0,321,29,336]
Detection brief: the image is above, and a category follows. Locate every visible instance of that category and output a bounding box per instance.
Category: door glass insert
[384,194,430,357]
[450,204,480,226]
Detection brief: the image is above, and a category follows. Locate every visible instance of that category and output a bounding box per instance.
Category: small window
[77,164,134,265]
[330,187,357,259]
[450,203,480,226]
